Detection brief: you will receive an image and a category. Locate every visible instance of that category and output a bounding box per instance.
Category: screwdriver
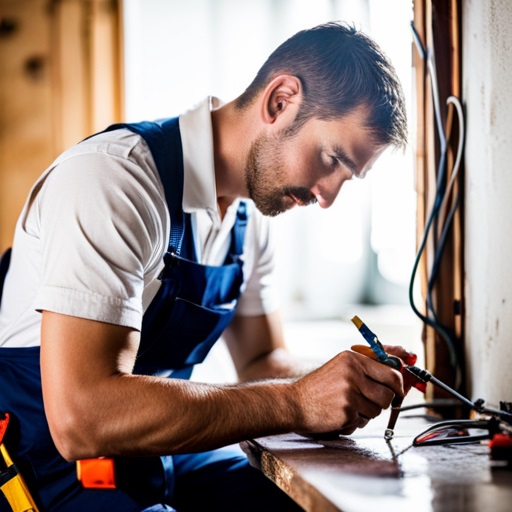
[351,316,512,439]
[350,316,426,440]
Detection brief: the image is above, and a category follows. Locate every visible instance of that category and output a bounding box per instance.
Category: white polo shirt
[0,97,278,348]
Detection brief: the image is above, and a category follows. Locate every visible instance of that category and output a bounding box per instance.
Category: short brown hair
[236,22,407,149]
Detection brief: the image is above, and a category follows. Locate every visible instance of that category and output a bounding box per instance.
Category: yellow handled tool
[0,413,39,512]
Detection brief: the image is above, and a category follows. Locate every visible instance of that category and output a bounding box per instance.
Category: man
[0,22,410,511]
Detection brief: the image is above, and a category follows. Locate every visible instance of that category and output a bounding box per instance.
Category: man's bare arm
[40,311,300,461]
[222,311,315,381]
[41,311,404,462]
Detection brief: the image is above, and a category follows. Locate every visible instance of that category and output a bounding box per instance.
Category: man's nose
[311,172,348,208]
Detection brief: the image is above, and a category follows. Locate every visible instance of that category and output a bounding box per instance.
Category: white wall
[463,0,512,403]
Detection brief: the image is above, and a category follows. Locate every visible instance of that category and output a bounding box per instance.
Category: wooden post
[0,0,123,253]
[412,0,465,413]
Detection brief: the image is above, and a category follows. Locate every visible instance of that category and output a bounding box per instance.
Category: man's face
[244,107,385,216]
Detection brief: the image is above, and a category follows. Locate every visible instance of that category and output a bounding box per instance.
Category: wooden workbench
[241,414,512,512]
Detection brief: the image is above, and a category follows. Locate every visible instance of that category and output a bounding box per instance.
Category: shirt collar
[179,96,221,218]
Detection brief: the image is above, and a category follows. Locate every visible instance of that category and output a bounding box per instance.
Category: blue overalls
[0,119,300,511]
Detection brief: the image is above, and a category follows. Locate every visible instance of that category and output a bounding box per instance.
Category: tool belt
[0,413,39,512]
[0,411,158,511]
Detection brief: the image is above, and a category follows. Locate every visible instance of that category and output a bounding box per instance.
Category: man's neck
[211,101,254,205]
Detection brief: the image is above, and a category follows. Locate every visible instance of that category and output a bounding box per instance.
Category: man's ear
[261,75,302,124]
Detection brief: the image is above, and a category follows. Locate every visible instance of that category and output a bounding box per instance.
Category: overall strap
[103,118,251,260]
[104,118,188,255]
[230,201,249,258]
[0,248,11,307]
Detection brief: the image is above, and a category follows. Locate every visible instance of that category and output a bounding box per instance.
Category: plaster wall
[463,0,512,402]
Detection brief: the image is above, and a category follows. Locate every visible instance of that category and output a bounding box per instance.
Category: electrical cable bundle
[408,22,466,388]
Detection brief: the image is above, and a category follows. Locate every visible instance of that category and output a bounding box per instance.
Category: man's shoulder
[43,128,161,190]
[71,128,151,163]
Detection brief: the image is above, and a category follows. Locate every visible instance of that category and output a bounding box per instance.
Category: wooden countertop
[241,414,512,512]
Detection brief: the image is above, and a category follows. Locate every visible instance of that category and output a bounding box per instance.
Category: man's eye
[329,156,339,167]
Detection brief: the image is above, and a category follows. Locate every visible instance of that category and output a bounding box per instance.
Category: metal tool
[350,316,394,365]
[406,366,512,424]
[350,316,425,440]
[351,316,512,442]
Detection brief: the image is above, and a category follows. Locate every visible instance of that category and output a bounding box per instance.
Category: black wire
[425,149,447,323]
[407,163,458,371]
[427,188,462,306]
[408,23,461,374]
[427,100,466,329]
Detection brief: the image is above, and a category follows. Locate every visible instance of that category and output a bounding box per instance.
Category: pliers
[350,316,426,440]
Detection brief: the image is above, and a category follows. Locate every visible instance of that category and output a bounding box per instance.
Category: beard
[244,132,316,217]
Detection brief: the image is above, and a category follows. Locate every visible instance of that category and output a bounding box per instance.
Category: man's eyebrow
[331,145,359,175]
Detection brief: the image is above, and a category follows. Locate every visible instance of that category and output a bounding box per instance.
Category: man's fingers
[295,349,406,437]
[338,414,369,435]
[357,354,404,401]
[383,344,418,366]
[357,395,386,420]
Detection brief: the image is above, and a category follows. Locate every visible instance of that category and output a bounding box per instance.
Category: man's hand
[293,349,405,436]
[224,312,415,437]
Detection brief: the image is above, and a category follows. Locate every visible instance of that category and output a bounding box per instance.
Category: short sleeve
[34,145,167,329]
[235,211,280,317]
